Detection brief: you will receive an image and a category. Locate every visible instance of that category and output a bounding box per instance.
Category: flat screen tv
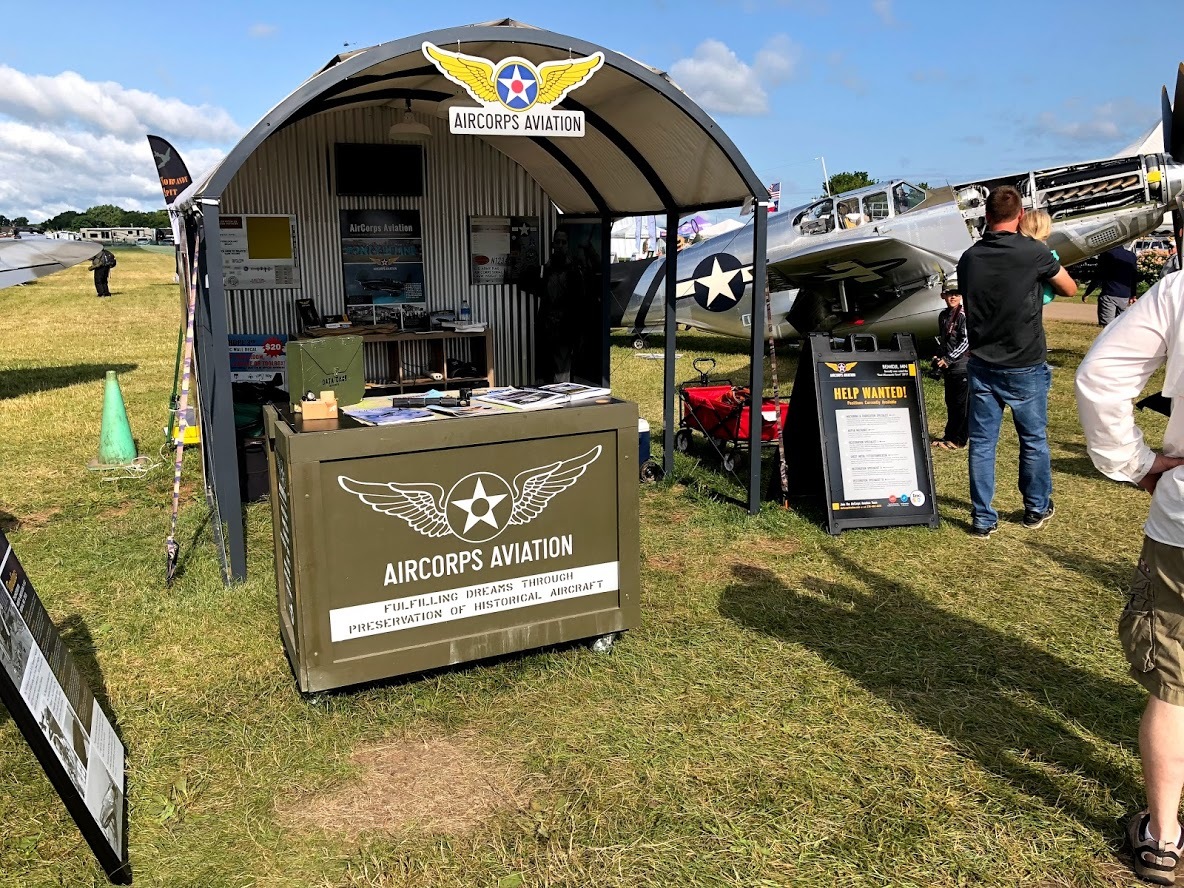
[334,143,425,197]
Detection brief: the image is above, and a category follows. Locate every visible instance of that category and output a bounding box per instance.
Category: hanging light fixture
[389,99,431,140]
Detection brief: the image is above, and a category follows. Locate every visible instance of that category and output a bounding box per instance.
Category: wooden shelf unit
[305,327,494,393]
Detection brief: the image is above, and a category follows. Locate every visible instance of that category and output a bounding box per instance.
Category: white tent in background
[699,218,746,240]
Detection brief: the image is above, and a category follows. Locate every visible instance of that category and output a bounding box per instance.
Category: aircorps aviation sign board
[423,43,603,137]
[265,402,639,692]
[786,333,938,534]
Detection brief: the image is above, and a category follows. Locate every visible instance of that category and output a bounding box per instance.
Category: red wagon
[673,359,788,473]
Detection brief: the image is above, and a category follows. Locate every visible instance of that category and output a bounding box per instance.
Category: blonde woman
[1019,209,1057,305]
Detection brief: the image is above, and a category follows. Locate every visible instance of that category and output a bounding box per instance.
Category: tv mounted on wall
[334,143,425,197]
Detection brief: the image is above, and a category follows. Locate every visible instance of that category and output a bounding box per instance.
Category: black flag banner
[146,135,192,205]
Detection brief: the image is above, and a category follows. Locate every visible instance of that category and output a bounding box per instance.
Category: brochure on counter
[476,384,612,411]
[342,384,613,425]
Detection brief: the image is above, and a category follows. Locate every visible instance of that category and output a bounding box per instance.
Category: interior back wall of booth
[219,105,557,387]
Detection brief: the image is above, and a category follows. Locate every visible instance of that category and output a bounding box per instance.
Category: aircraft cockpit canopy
[795,180,928,236]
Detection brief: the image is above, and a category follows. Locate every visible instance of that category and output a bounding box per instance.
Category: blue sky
[1,0,1181,219]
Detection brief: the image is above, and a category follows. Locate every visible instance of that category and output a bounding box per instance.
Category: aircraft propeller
[1164,63,1184,256]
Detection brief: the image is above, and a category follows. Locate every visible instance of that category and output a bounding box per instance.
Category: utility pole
[816,156,830,196]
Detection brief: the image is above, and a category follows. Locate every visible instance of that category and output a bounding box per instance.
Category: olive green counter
[263,400,640,692]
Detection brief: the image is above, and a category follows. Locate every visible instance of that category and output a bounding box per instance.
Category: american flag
[768,181,781,213]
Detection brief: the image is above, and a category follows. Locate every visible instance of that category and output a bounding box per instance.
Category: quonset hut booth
[171,21,769,687]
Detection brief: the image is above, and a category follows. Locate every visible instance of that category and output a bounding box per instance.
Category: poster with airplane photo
[468,215,540,285]
[0,531,129,882]
[340,209,426,320]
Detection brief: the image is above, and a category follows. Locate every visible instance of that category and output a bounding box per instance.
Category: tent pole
[748,202,769,514]
[662,211,679,477]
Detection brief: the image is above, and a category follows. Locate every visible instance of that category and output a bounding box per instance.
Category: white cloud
[0,65,241,143]
[0,65,238,221]
[755,35,801,87]
[1031,100,1153,145]
[670,35,800,117]
[249,23,278,38]
[872,0,896,26]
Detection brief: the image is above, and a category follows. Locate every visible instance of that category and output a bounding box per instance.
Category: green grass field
[0,249,1165,886]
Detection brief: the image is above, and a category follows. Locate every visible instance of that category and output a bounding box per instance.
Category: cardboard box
[285,337,365,408]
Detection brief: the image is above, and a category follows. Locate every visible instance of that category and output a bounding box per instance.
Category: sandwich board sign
[0,529,129,882]
[783,333,939,534]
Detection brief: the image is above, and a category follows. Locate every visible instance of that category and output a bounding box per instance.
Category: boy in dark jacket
[933,276,969,449]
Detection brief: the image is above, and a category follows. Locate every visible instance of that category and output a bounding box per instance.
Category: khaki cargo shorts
[1121,536,1184,706]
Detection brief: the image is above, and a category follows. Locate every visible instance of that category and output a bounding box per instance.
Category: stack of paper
[474,388,568,411]
[536,382,611,401]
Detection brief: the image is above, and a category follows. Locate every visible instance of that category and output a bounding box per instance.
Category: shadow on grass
[1047,347,1085,370]
[719,554,1144,834]
[167,509,215,584]
[0,364,137,401]
[58,615,122,738]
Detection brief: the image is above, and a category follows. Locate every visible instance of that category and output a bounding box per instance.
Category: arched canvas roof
[178,19,765,215]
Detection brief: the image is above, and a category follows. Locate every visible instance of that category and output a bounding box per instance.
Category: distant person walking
[1076,272,1184,885]
[89,247,115,298]
[1083,243,1138,326]
[956,186,1077,538]
[931,275,969,450]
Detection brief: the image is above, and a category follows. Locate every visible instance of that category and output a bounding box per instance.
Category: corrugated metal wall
[220,105,556,386]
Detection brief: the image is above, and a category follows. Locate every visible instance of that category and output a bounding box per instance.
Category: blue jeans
[967,357,1052,528]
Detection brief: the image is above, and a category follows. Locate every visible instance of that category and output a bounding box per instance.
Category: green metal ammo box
[264,400,640,692]
[284,336,365,407]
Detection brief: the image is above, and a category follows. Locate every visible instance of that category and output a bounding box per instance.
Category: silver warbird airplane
[611,64,1184,347]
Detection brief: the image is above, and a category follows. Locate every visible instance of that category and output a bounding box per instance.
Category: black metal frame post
[662,211,679,477]
[747,202,769,514]
[196,204,247,581]
[600,214,612,387]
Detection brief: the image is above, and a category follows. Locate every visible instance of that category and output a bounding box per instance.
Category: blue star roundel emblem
[495,63,538,110]
[692,252,747,312]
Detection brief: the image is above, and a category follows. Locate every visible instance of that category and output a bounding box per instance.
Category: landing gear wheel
[674,429,692,452]
[640,460,664,483]
[632,336,647,350]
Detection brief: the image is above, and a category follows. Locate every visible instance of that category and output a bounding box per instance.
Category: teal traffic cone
[96,371,137,466]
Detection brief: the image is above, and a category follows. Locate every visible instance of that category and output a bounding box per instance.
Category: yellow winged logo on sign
[423,42,604,112]
[825,362,858,374]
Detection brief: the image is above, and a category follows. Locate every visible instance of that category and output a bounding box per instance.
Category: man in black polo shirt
[1083,243,1138,326]
[956,186,1077,538]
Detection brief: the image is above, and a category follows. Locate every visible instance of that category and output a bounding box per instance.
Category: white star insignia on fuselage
[676,260,754,303]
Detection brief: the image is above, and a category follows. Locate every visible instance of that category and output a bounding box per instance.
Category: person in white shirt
[1076,272,1184,884]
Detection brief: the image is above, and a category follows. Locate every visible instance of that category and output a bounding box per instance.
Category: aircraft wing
[769,233,959,337]
[0,239,103,290]
[769,234,955,293]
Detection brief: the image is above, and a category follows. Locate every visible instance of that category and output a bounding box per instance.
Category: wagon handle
[692,357,716,383]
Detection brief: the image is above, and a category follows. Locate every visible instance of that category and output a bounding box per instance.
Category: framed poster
[218,214,299,289]
[0,531,129,882]
[340,210,426,325]
[784,332,939,533]
[468,216,541,285]
[228,334,288,384]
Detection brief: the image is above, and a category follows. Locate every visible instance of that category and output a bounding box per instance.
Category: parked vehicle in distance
[135,237,152,245]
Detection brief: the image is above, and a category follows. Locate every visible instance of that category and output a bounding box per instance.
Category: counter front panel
[265,401,639,691]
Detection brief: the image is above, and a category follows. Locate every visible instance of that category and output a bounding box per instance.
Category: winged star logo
[338,446,602,544]
[423,43,603,113]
